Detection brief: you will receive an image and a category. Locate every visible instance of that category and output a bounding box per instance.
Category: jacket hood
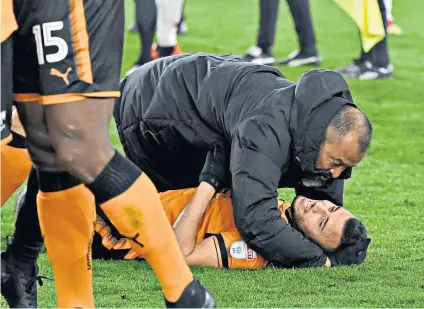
[289,70,356,178]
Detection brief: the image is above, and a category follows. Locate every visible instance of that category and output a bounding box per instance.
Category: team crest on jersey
[229,241,257,260]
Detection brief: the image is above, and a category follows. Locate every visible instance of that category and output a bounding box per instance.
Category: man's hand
[199,142,230,191]
[328,238,371,266]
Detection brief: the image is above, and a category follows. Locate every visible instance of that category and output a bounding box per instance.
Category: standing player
[2,0,215,308]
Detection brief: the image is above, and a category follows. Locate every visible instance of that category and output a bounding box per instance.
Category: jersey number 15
[33,21,68,65]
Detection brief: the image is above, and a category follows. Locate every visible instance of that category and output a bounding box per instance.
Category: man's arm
[230,118,328,268]
[173,182,216,257]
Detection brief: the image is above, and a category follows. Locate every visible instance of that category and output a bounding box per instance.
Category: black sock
[157,46,175,58]
[8,168,42,275]
[7,131,26,149]
[86,151,141,204]
[37,170,81,193]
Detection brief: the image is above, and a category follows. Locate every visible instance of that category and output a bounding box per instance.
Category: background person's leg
[369,0,390,68]
[356,0,392,79]
[257,0,279,54]
[156,0,185,57]
[287,0,317,55]
[244,0,278,64]
[278,0,321,66]
[336,0,392,79]
[127,0,157,75]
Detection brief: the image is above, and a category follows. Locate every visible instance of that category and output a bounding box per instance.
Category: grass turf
[2,0,424,307]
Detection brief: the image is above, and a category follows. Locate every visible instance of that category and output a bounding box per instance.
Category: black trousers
[257,0,317,55]
[135,0,157,65]
[359,0,390,67]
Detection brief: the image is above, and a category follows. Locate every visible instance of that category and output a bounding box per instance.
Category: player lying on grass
[15,185,370,270]
[93,186,371,269]
[94,187,371,268]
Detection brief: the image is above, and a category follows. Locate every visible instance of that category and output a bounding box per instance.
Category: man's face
[292,196,354,250]
[315,133,365,179]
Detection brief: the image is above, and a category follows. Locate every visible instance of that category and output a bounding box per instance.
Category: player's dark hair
[322,217,367,253]
[325,217,371,266]
[325,106,373,153]
[340,217,368,246]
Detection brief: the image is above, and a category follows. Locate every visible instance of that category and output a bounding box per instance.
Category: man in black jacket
[114,53,373,268]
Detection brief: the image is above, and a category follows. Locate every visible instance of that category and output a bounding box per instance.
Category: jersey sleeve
[213,230,269,270]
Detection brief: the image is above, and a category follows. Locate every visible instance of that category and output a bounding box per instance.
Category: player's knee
[23,123,59,169]
[50,130,114,181]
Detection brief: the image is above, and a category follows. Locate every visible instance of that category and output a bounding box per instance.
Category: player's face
[292,196,354,250]
[315,133,365,179]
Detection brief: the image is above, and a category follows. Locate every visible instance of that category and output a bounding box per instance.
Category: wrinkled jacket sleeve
[230,119,327,268]
[295,179,345,206]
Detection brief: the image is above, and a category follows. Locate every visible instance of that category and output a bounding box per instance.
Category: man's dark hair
[325,106,373,153]
[326,218,371,266]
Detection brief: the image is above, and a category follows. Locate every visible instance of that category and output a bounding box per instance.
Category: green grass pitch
[2,0,424,307]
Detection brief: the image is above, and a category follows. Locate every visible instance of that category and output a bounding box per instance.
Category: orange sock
[1,143,32,206]
[37,183,96,308]
[100,173,193,302]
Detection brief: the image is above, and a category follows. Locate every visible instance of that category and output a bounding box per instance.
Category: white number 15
[33,21,68,65]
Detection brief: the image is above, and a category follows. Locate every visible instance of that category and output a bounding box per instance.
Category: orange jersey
[1,0,18,43]
[158,188,291,270]
[94,188,291,270]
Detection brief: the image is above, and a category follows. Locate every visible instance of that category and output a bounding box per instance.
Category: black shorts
[1,36,13,143]
[13,0,124,105]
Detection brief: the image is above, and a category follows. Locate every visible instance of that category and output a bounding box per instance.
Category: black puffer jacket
[114,53,356,268]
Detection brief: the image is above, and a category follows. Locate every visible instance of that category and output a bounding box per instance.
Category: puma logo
[50,67,72,85]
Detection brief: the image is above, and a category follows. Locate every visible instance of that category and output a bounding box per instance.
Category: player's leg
[155,0,184,57]
[45,98,214,307]
[1,167,45,309]
[1,37,32,206]
[0,2,31,206]
[13,100,96,309]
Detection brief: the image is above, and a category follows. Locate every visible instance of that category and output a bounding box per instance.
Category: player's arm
[174,141,230,256]
[185,236,220,268]
[230,119,329,268]
[173,181,216,257]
